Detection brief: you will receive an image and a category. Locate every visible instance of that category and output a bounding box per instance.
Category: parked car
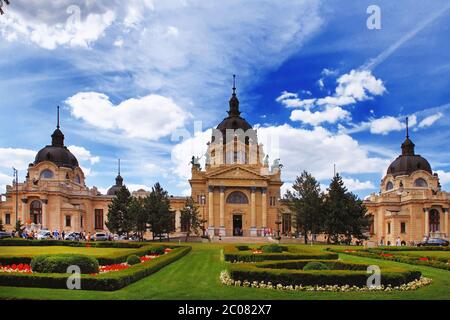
[418,238,449,247]
[0,231,12,239]
[36,230,52,240]
[64,232,81,241]
[93,232,108,241]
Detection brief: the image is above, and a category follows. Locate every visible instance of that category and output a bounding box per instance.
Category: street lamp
[12,167,18,224]
[201,195,206,237]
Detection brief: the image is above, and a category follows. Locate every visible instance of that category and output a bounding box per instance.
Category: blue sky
[0,0,449,198]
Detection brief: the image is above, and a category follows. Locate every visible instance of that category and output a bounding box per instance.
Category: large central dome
[34,108,79,169]
[387,121,432,177]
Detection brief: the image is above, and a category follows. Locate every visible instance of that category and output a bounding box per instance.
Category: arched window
[386,181,394,191]
[40,169,54,179]
[414,178,428,188]
[429,209,440,233]
[30,200,42,224]
[226,191,248,204]
[74,175,81,184]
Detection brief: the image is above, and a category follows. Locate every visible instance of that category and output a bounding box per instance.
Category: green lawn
[0,243,449,300]
[0,246,138,258]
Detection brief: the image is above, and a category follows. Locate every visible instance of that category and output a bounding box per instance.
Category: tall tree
[14,219,23,236]
[129,197,147,241]
[106,186,132,236]
[180,197,202,242]
[146,183,174,241]
[323,174,370,244]
[284,171,323,244]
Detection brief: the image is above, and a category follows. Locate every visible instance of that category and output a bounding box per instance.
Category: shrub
[303,261,330,271]
[261,244,284,253]
[31,254,99,274]
[228,262,421,287]
[126,255,141,265]
[0,246,191,291]
[235,245,250,251]
[0,239,144,248]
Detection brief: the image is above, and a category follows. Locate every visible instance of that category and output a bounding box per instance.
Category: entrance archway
[30,200,42,224]
[233,214,243,236]
[429,209,440,233]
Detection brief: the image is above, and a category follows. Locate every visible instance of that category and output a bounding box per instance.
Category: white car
[93,232,109,241]
[36,230,52,240]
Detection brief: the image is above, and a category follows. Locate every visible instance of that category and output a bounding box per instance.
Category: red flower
[164,248,172,253]
[419,257,429,261]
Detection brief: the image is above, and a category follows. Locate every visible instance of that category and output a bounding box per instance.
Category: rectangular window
[269,196,277,206]
[387,222,391,234]
[80,215,83,228]
[95,209,104,230]
[65,215,71,227]
[401,222,406,234]
[5,213,11,225]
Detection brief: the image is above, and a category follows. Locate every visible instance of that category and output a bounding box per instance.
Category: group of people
[379,236,408,246]
[17,229,94,241]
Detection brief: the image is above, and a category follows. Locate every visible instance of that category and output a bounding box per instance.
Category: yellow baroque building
[0,84,284,237]
[365,124,450,245]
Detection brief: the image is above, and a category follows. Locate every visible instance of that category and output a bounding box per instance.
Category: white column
[175,210,181,232]
[261,188,267,229]
[444,209,449,238]
[41,199,47,229]
[208,186,214,236]
[219,187,225,236]
[21,198,27,223]
[250,187,257,236]
[424,208,429,236]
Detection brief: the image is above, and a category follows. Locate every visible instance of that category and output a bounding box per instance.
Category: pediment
[207,166,267,180]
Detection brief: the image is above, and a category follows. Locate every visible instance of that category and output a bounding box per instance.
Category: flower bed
[223,245,338,263]
[329,248,450,271]
[226,259,422,287]
[0,263,32,273]
[220,271,431,292]
[0,246,191,291]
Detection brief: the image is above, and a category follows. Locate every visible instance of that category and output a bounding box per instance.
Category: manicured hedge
[228,260,421,287]
[332,249,450,271]
[371,246,450,252]
[0,246,191,291]
[255,259,370,271]
[0,244,168,266]
[224,245,338,262]
[0,238,143,248]
[31,254,99,274]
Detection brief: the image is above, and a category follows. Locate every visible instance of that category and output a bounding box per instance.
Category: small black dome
[34,126,79,169]
[107,174,124,196]
[387,133,432,177]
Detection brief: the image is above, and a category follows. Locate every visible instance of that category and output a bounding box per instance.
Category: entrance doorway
[233,215,243,236]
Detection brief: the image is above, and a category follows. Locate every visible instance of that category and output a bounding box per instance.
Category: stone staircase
[210,236,277,243]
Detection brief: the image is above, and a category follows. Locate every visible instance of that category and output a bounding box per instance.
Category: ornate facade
[365,122,450,245]
[189,80,283,237]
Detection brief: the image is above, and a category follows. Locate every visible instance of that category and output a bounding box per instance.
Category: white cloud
[0,1,116,49]
[0,172,13,193]
[0,147,36,170]
[418,112,443,128]
[290,106,351,126]
[334,69,386,101]
[342,177,375,192]
[68,145,100,165]
[66,92,190,140]
[171,125,389,184]
[435,170,450,185]
[370,116,404,135]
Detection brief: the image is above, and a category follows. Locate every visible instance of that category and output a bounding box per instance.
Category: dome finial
[57,106,60,129]
[232,74,236,95]
[118,158,121,175]
[406,116,409,139]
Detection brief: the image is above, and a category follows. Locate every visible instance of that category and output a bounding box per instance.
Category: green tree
[106,186,132,236]
[0,218,4,232]
[180,197,202,242]
[146,183,174,241]
[323,174,370,244]
[129,197,147,241]
[284,171,323,244]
